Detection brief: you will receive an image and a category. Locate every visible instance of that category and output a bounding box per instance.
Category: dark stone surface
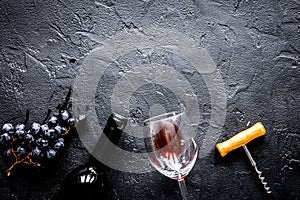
[0,0,299,199]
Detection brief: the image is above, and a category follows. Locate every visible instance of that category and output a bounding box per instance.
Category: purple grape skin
[31,123,41,135]
[67,118,76,126]
[48,116,58,126]
[36,138,48,148]
[43,131,50,138]
[16,147,26,155]
[46,149,57,159]
[57,138,64,143]
[1,133,12,142]
[36,138,43,146]
[44,129,54,138]
[15,129,26,139]
[54,141,64,150]
[61,110,70,121]
[16,124,25,130]
[61,127,67,134]
[2,123,14,134]
[41,124,49,132]
[30,147,42,158]
[54,126,62,135]
[25,134,35,143]
[41,139,49,148]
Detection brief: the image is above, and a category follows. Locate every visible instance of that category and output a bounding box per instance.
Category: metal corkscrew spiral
[255,166,272,193]
[242,145,272,193]
[216,121,272,194]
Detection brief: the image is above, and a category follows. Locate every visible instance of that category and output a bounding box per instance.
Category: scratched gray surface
[0,0,299,199]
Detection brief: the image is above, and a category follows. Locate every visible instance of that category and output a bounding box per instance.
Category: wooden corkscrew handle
[216,122,266,157]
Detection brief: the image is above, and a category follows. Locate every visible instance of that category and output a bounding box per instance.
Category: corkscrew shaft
[242,145,272,194]
[242,145,256,166]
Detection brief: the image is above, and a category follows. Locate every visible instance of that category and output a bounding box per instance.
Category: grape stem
[5,125,74,176]
[2,88,75,176]
[61,126,73,136]
[23,110,30,124]
[6,153,36,176]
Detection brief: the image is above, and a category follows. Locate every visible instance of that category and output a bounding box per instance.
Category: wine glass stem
[178,179,189,200]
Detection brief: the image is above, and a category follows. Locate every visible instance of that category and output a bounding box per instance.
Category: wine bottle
[55,113,127,200]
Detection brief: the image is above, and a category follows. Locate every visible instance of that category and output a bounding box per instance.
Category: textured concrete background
[0,0,299,199]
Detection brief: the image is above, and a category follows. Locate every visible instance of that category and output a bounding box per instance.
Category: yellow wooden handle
[216,122,266,157]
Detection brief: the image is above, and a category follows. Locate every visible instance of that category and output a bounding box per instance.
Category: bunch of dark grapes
[0,109,76,176]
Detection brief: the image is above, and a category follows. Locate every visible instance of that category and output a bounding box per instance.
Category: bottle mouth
[112,113,127,130]
[143,111,184,125]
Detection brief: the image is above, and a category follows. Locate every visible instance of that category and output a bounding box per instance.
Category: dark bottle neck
[86,114,124,168]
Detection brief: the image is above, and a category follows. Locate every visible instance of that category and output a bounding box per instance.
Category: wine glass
[144,111,198,200]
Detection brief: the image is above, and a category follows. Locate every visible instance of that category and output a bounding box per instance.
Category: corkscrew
[216,121,272,194]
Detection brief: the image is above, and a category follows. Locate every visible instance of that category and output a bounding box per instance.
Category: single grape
[48,116,58,126]
[37,138,48,148]
[57,138,64,143]
[41,124,49,132]
[25,134,35,144]
[61,127,67,134]
[54,125,62,135]
[61,110,70,121]
[46,149,57,159]
[2,123,14,134]
[43,131,50,138]
[36,138,43,146]
[50,129,56,138]
[15,129,26,139]
[16,147,26,155]
[30,147,42,158]
[44,129,55,138]
[41,139,49,148]
[1,133,12,142]
[16,124,25,130]
[54,141,64,150]
[67,118,76,126]
[31,122,41,135]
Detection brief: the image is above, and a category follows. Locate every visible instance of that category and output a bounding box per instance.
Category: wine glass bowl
[144,111,198,199]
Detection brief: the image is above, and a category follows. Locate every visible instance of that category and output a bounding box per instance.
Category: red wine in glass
[144,111,198,199]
